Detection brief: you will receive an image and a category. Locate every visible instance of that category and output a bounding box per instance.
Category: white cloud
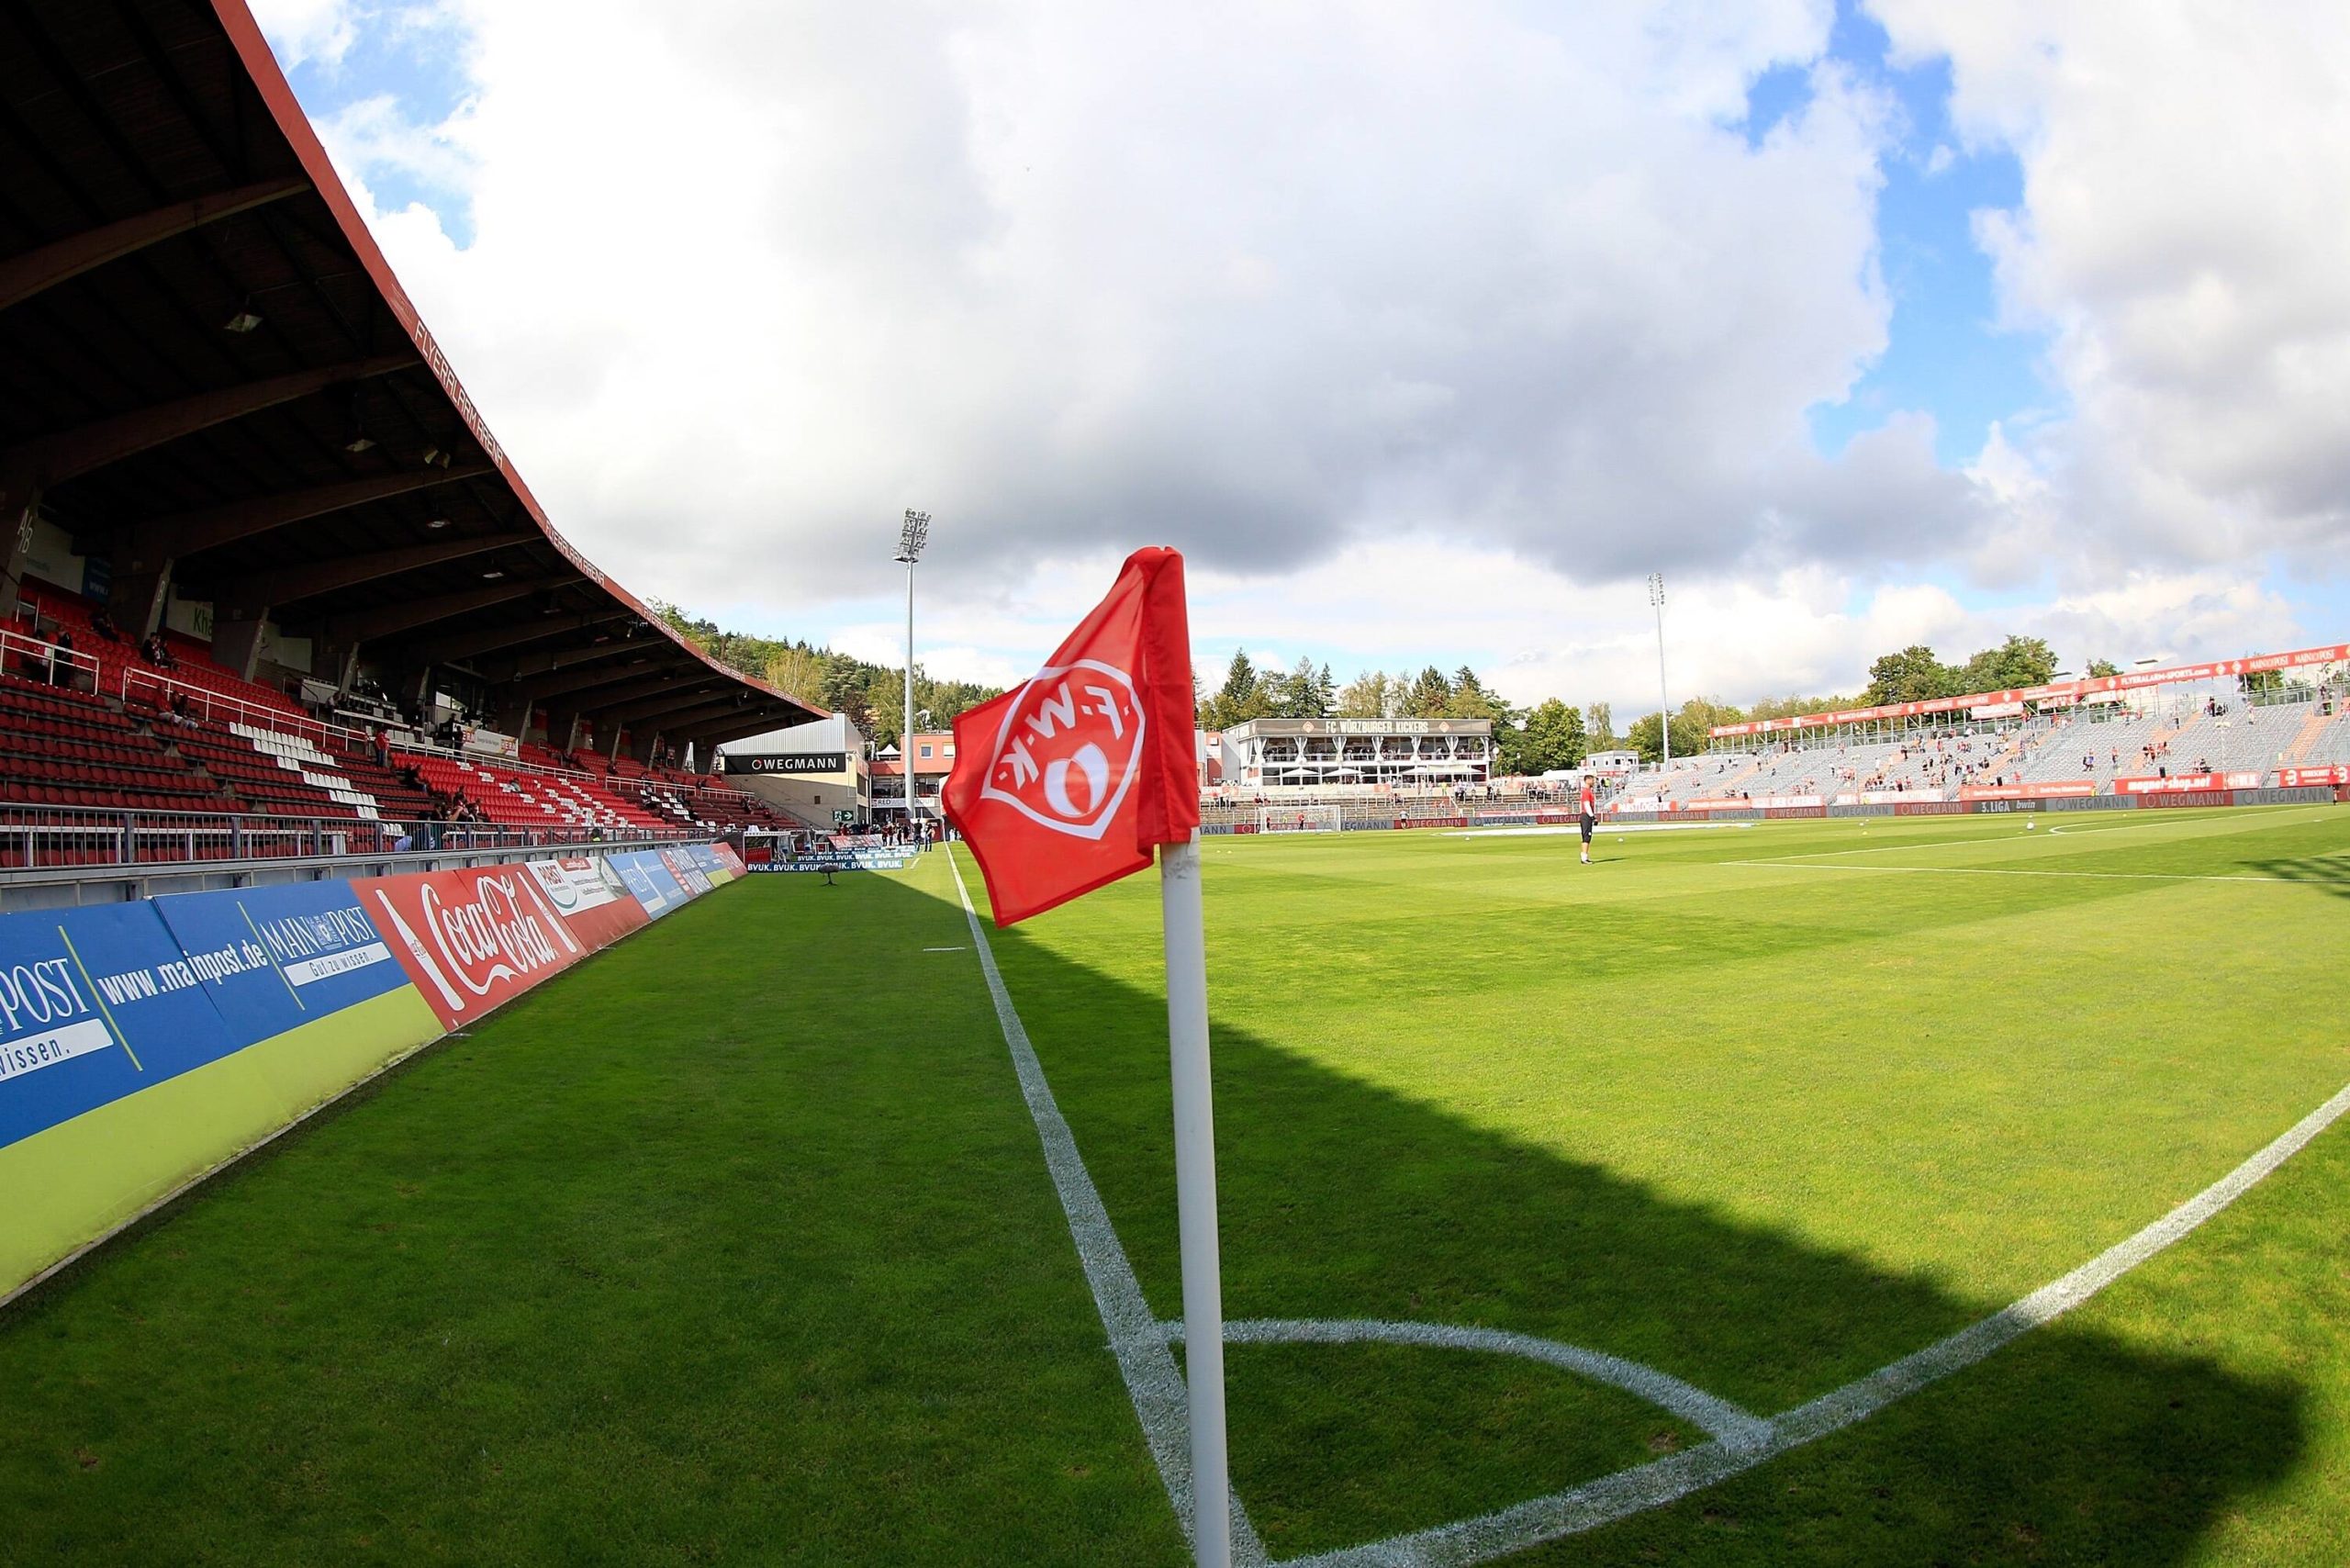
[249,0,361,70]
[269,2,2341,712]
[305,5,1948,601]
[1874,0,2350,579]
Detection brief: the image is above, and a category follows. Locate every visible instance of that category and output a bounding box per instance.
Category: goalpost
[1257,802,1344,834]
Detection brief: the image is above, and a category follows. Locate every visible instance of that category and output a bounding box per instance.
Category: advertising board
[352,865,586,1031]
[0,842,744,1299]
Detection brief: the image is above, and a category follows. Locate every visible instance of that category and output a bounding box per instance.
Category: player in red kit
[1578,777,1597,864]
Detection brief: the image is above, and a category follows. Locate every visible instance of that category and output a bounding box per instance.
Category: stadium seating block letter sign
[945,547,1201,924]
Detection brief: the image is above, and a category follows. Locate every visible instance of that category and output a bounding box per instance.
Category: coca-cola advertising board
[354,865,586,1030]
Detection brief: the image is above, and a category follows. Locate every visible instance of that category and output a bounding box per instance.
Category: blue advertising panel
[0,902,242,1150]
[153,881,414,1046]
[608,850,690,919]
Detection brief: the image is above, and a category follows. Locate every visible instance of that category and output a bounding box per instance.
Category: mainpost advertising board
[0,844,742,1297]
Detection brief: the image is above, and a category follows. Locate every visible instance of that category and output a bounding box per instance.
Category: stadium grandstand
[1167,646,2348,836]
[0,0,825,901]
[1617,643,2349,814]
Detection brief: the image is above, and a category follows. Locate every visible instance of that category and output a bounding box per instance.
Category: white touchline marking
[921,946,968,951]
[945,847,1270,1566]
[1281,1079,2350,1568]
[947,843,2350,1568]
[1719,860,2306,885]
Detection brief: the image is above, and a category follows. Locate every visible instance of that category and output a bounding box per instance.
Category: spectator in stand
[169,690,196,727]
[46,628,74,686]
[140,631,177,669]
[372,726,391,768]
[88,603,121,643]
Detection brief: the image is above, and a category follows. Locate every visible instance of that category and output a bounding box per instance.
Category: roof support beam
[318,577,575,644]
[675,709,806,747]
[595,685,738,726]
[393,608,631,664]
[490,637,650,683]
[224,532,535,612]
[0,177,310,311]
[632,694,764,732]
[579,672,722,718]
[124,464,492,566]
[509,652,667,699]
[2,353,415,487]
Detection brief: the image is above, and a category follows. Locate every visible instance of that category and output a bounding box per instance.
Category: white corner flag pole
[1159,831,1231,1568]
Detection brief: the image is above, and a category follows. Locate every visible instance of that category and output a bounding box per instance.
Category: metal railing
[0,803,699,873]
[0,624,104,692]
[119,666,364,748]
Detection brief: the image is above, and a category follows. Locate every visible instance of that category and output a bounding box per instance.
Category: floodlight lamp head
[1647,571,1664,607]
[896,509,932,563]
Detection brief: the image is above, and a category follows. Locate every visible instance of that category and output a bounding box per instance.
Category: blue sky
[1774,5,2047,468]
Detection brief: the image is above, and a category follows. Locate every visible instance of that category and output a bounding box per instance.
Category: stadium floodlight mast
[896,510,931,837]
[1648,572,1671,773]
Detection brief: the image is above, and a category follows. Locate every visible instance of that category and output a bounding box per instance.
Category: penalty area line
[1719,860,2306,885]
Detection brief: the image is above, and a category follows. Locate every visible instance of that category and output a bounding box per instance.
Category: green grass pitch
[2,804,2346,1564]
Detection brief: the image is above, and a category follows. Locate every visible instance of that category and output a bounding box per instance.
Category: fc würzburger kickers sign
[944,547,1201,924]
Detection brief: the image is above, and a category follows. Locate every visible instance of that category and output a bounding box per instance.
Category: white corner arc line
[1161,1318,1771,1448]
[945,847,1270,1566]
[1283,1076,2350,1568]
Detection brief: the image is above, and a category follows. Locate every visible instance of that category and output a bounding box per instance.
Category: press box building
[1217,717,1494,790]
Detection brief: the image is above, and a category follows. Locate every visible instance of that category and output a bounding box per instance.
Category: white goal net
[1257,803,1344,834]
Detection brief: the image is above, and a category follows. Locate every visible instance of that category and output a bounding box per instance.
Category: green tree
[2087,657,2121,678]
[1506,698,1587,775]
[1203,649,1270,728]
[1625,697,1730,764]
[1745,692,1859,722]
[1441,666,1507,722]
[1315,663,1337,716]
[1272,656,1330,719]
[820,656,875,740]
[1336,670,1393,718]
[1956,634,2059,693]
[1585,700,1615,747]
[1403,666,1452,718]
[765,644,829,705]
[1863,645,1958,706]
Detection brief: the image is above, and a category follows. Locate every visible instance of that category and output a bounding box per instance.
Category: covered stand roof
[0,0,820,751]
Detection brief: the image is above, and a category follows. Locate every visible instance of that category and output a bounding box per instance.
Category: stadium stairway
[2283,706,2333,766]
[229,724,382,820]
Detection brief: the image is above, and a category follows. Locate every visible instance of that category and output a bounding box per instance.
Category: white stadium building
[1215,717,1494,790]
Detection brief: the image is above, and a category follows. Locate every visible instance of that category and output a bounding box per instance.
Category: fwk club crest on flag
[978,659,1145,839]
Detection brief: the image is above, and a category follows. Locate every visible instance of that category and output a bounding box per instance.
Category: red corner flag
[943,547,1200,925]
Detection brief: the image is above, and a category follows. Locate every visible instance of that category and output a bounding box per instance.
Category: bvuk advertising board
[0,845,741,1296]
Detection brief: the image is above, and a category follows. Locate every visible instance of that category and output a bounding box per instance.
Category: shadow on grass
[963,867,2314,1564]
[2247,849,2350,900]
[0,863,2318,1568]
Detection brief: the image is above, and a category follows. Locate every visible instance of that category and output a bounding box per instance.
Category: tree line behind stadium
[662,600,2265,782]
